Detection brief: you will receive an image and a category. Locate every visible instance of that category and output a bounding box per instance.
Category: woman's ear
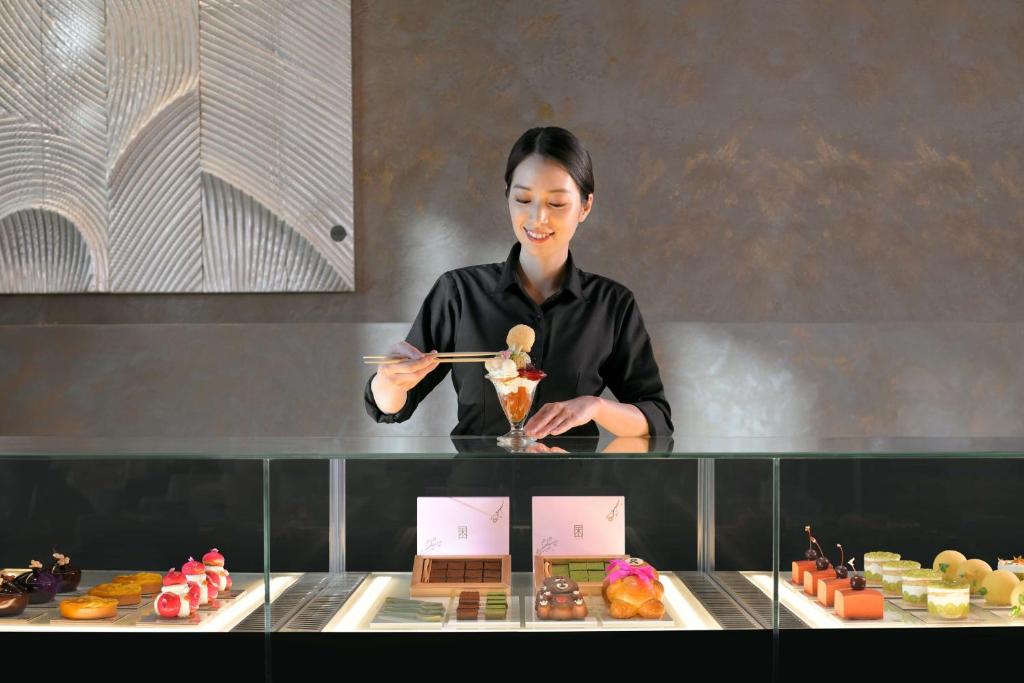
[578,193,594,223]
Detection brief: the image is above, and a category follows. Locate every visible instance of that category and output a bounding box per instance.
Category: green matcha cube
[550,564,570,576]
[586,562,605,571]
[570,570,589,581]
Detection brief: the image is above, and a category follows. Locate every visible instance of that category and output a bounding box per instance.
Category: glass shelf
[4,435,1024,459]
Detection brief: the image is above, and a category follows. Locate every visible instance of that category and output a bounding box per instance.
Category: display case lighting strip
[325,575,393,632]
[0,575,298,633]
[747,573,839,629]
[199,574,298,632]
[663,574,722,630]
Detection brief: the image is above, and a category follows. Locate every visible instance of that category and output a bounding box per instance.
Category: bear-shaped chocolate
[535,576,588,620]
[602,557,666,619]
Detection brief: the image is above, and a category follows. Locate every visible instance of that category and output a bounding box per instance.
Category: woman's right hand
[374,341,440,392]
[370,341,440,415]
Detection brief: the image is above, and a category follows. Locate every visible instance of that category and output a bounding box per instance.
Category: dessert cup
[486,372,545,448]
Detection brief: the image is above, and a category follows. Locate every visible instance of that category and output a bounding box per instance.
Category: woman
[365,127,672,439]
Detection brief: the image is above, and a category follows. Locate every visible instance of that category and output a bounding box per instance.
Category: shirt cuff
[364,374,416,424]
[632,400,674,437]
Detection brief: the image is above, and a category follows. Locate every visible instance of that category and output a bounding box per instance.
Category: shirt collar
[493,242,585,301]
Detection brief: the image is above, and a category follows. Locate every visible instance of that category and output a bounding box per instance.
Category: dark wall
[2,0,1022,325]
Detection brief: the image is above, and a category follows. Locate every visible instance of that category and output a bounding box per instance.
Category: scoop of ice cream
[510,350,531,369]
[506,324,535,353]
[485,356,518,378]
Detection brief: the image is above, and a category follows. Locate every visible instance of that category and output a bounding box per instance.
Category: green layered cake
[863,552,901,586]
[901,568,941,605]
[927,578,970,619]
[881,560,921,596]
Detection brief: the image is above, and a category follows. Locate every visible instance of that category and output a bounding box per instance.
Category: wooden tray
[409,555,511,598]
[533,555,628,596]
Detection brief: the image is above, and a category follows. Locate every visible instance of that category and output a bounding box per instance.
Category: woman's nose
[531,204,549,224]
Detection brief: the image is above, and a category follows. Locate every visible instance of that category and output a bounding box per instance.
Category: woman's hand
[370,341,439,414]
[374,341,440,391]
[524,396,603,439]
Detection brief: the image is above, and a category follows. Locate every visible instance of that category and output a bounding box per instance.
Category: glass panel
[264,452,781,667]
[0,455,267,666]
[700,458,776,632]
[5,435,1024,459]
[776,457,1024,637]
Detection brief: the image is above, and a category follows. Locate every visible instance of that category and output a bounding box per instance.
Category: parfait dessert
[880,559,921,597]
[901,568,942,607]
[863,551,900,587]
[485,324,546,448]
[927,578,971,620]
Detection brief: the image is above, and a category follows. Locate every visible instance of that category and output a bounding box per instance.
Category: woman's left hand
[525,396,602,439]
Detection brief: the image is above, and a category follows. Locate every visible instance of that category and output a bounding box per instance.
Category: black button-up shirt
[364,243,673,437]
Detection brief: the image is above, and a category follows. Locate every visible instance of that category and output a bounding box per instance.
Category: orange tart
[59,596,119,620]
[89,581,141,605]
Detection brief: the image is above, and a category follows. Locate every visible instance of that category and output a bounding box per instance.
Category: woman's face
[508,153,593,258]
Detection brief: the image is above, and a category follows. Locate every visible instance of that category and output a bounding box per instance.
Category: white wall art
[0,0,353,293]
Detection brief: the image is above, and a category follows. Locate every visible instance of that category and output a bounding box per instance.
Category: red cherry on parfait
[518,366,545,381]
[803,525,820,561]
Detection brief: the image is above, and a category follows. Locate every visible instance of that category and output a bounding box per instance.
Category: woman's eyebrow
[512,184,571,193]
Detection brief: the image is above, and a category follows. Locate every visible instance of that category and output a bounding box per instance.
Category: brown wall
[2,1,1023,437]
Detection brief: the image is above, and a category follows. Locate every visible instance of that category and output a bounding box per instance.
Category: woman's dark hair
[504,127,594,203]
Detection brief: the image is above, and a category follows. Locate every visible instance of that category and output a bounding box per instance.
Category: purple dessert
[13,560,59,604]
[49,551,82,593]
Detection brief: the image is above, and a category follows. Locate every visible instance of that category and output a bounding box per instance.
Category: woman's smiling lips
[525,228,553,243]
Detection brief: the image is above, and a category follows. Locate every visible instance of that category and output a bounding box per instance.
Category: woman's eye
[515,198,530,204]
[550,204,566,209]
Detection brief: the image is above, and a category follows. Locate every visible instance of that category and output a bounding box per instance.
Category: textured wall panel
[0,0,352,293]
[201,173,346,292]
[0,116,107,292]
[0,209,91,292]
[109,91,202,292]
[0,1,48,126]
[0,0,109,291]
[105,0,199,164]
[200,0,353,291]
[279,4,354,287]
[106,0,200,293]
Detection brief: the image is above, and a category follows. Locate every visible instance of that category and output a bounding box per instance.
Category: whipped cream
[485,357,518,379]
[928,595,969,608]
[902,584,928,599]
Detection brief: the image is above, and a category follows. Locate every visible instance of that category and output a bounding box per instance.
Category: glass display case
[2,436,1022,675]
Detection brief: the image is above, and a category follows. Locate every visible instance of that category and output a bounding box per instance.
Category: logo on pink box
[531,496,625,558]
[416,497,510,556]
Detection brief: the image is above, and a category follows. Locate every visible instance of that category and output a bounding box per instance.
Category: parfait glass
[486,371,546,448]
